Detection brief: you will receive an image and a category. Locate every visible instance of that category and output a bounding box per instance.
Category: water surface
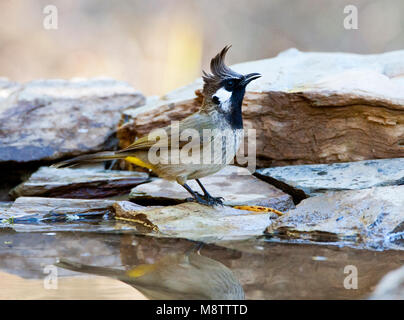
[1,230,403,299]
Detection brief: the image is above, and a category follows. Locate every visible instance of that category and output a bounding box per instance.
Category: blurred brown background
[0,0,403,96]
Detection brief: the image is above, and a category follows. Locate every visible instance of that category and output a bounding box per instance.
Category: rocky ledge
[117,49,404,168]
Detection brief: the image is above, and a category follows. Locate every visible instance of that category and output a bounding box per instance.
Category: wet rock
[369,265,404,299]
[113,201,272,242]
[1,195,270,242]
[1,196,144,233]
[265,185,404,250]
[1,196,114,217]
[130,165,295,211]
[9,167,150,199]
[0,78,145,164]
[118,49,404,167]
[256,158,404,198]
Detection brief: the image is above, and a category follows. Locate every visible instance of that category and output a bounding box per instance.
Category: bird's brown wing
[117,112,216,154]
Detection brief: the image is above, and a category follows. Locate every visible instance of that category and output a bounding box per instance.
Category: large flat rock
[0,78,144,163]
[1,196,273,242]
[118,49,404,167]
[114,201,272,242]
[129,165,295,211]
[9,167,150,199]
[256,158,404,198]
[265,186,404,250]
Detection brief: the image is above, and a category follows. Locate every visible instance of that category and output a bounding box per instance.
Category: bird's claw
[185,194,224,207]
[207,196,224,206]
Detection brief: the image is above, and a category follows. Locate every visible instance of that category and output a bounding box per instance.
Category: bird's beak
[241,73,261,86]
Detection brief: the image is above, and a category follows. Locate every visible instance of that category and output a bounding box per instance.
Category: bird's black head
[202,46,261,128]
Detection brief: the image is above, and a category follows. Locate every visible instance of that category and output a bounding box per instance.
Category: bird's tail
[55,258,124,278]
[50,151,126,168]
[55,258,155,285]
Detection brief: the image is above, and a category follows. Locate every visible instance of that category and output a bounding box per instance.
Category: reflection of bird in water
[56,250,244,300]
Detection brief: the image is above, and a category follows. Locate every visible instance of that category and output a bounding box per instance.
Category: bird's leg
[181,183,211,206]
[185,242,204,256]
[195,179,224,206]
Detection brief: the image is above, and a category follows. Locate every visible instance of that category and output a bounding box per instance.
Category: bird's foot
[185,196,210,206]
[186,192,224,207]
[204,195,224,206]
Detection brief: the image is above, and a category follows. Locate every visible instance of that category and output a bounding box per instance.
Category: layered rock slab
[256,157,404,198]
[9,167,150,199]
[0,78,145,163]
[114,201,272,242]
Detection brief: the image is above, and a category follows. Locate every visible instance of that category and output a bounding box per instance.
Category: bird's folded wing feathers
[117,113,216,153]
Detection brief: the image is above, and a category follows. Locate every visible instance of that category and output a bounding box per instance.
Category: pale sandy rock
[129,165,295,210]
[117,49,404,167]
[113,201,272,242]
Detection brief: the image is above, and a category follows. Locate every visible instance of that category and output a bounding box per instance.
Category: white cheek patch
[212,87,232,112]
[213,87,232,102]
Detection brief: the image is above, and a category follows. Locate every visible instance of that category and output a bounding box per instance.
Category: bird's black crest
[202,46,242,93]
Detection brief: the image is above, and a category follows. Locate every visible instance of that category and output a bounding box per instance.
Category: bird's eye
[226,80,234,87]
[224,79,237,91]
